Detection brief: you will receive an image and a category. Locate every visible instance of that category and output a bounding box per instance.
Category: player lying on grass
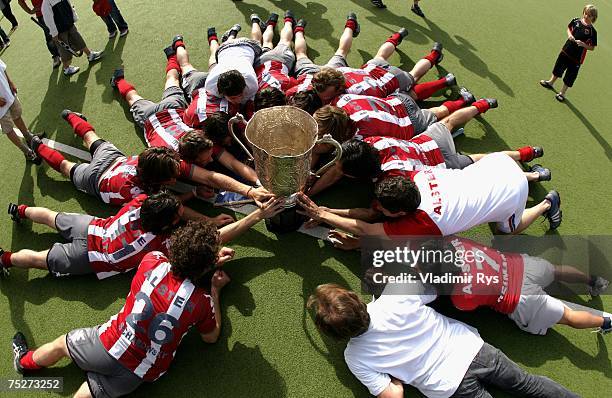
[10,220,233,397]
[0,193,284,279]
[29,110,271,207]
[308,283,580,398]
[298,152,562,241]
[418,236,611,335]
[308,119,549,196]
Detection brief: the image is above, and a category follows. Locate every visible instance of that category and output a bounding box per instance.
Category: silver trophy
[229,106,342,231]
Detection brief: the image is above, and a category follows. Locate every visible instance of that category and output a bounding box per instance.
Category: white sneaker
[87,50,103,63]
[63,65,80,76]
[119,28,129,37]
[108,30,118,39]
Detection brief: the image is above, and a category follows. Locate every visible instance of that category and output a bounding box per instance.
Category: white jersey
[204,45,258,102]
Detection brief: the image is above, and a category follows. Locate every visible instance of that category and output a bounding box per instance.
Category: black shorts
[552,52,581,87]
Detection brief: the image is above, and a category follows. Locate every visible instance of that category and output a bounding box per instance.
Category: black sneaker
[0,248,8,278]
[445,73,456,87]
[484,98,498,109]
[371,0,387,8]
[459,87,475,105]
[411,4,425,18]
[529,164,552,182]
[163,46,175,59]
[61,109,87,121]
[8,203,21,223]
[431,42,444,64]
[110,68,124,88]
[284,10,296,26]
[12,332,28,374]
[29,135,43,154]
[266,13,279,27]
[347,12,360,37]
[172,35,184,49]
[250,14,264,31]
[544,190,562,230]
[24,150,41,166]
[207,27,217,42]
[532,146,544,159]
[397,28,409,44]
[295,19,307,32]
[221,24,241,43]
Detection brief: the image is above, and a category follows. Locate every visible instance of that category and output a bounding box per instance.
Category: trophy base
[265,205,307,233]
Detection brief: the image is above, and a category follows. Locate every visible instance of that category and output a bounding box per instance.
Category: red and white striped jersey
[364,136,446,180]
[98,156,193,206]
[87,194,171,279]
[98,252,216,381]
[184,89,253,129]
[255,60,298,92]
[285,73,313,99]
[332,94,415,141]
[144,109,192,151]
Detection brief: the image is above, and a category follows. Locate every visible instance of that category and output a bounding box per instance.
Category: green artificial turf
[0,0,610,397]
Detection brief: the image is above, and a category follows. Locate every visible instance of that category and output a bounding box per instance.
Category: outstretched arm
[217,151,259,185]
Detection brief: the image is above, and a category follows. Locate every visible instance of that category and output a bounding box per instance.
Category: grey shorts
[47,213,95,277]
[216,38,263,65]
[259,43,296,70]
[392,91,438,134]
[67,327,143,398]
[55,25,87,63]
[294,54,348,76]
[366,58,415,91]
[0,97,22,133]
[129,86,187,128]
[421,122,474,169]
[181,70,208,100]
[71,142,124,198]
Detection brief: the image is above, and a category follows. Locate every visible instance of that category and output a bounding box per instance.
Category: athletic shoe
[172,35,184,50]
[411,4,426,18]
[119,28,129,37]
[484,98,498,109]
[24,150,41,166]
[595,318,612,334]
[371,0,387,8]
[9,24,18,33]
[221,24,241,43]
[459,87,475,105]
[4,40,11,48]
[108,30,118,39]
[8,203,21,223]
[445,73,456,87]
[61,109,87,121]
[295,19,307,33]
[207,27,217,42]
[63,65,79,77]
[543,190,562,230]
[529,164,551,182]
[266,13,279,27]
[346,12,360,37]
[163,46,175,59]
[588,276,610,297]
[284,10,296,26]
[555,93,566,102]
[12,332,28,375]
[539,80,554,90]
[397,28,409,43]
[110,68,124,88]
[52,56,61,69]
[0,248,8,278]
[87,50,103,63]
[250,13,264,30]
[29,135,43,154]
[532,146,544,159]
[431,42,444,64]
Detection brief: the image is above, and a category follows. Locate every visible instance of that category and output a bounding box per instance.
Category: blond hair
[313,105,352,141]
[583,4,598,22]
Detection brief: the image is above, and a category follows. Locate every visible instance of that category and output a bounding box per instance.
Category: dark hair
[217,70,246,97]
[340,140,381,179]
[169,220,220,287]
[137,147,181,192]
[307,284,370,340]
[140,191,181,235]
[254,87,287,111]
[178,130,213,163]
[374,176,421,213]
[203,111,230,145]
[290,89,323,114]
[312,67,345,94]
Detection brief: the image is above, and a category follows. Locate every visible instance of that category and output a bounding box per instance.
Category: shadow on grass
[564,99,612,161]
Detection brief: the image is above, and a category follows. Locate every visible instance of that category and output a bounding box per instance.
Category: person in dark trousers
[17,0,61,68]
[0,24,10,49]
[98,0,128,39]
[0,0,18,31]
[540,4,598,102]
[370,0,426,17]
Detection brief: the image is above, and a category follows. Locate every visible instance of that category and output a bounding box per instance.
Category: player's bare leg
[172,36,196,76]
[511,200,550,234]
[294,24,308,62]
[513,189,562,233]
[74,382,93,398]
[29,334,70,368]
[440,98,497,132]
[208,30,220,70]
[409,42,443,83]
[279,13,294,46]
[250,14,264,43]
[558,307,606,329]
[3,249,49,270]
[335,13,359,59]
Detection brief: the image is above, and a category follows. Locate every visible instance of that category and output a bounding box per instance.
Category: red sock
[345,19,357,31]
[116,78,135,98]
[173,40,185,50]
[165,55,180,74]
[1,251,12,268]
[65,113,94,138]
[17,204,28,219]
[442,99,467,114]
[472,99,490,114]
[283,17,293,24]
[412,77,448,100]
[208,35,218,45]
[385,32,402,47]
[294,26,305,34]
[36,144,66,172]
[423,49,441,65]
[517,146,535,162]
[19,351,42,370]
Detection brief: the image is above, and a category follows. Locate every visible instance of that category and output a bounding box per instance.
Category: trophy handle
[312,134,343,177]
[228,113,254,162]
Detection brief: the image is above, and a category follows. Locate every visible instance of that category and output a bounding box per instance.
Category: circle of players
[2,9,609,398]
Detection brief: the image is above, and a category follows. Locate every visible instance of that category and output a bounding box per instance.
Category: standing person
[41,0,103,77]
[370,0,425,17]
[0,24,9,49]
[540,5,598,102]
[17,0,61,68]
[93,0,128,39]
[0,59,39,163]
[0,0,19,31]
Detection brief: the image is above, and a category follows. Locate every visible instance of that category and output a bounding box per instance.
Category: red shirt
[285,74,313,99]
[87,194,171,279]
[255,60,298,92]
[332,94,415,141]
[98,252,216,381]
[449,238,524,314]
[184,89,253,129]
[144,109,192,151]
[98,156,193,206]
[31,0,44,17]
